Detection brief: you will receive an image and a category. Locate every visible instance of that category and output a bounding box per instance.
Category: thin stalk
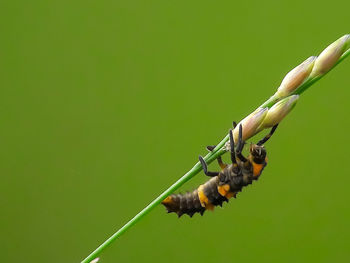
[81,48,349,263]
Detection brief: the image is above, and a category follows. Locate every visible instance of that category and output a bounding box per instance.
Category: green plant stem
[81,48,349,263]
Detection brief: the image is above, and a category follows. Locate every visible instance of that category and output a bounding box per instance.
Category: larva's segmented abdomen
[162,190,205,217]
[162,177,229,217]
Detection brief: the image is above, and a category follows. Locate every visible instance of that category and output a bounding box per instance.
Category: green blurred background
[1,0,350,262]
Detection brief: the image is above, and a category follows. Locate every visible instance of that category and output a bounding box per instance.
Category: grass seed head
[275,56,316,98]
[259,95,299,129]
[233,107,268,141]
[310,34,350,77]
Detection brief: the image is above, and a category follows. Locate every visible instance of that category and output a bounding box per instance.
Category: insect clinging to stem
[161,122,279,217]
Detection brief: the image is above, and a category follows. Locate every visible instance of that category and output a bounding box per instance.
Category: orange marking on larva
[253,163,264,177]
[198,185,210,208]
[217,185,227,196]
[223,184,230,191]
[162,196,173,204]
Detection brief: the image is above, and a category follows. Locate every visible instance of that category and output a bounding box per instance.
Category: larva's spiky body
[162,123,277,218]
[162,155,266,217]
[162,189,206,217]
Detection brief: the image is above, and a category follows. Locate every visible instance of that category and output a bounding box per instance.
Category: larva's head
[250,143,266,161]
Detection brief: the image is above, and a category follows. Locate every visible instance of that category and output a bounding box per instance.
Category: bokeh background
[1,1,350,262]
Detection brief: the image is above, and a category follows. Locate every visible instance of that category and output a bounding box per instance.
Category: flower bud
[259,95,299,129]
[90,258,100,263]
[275,56,316,98]
[233,107,268,142]
[310,34,350,77]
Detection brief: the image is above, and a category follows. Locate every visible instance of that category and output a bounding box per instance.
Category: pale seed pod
[259,95,299,130]
[275,56,316,98]
[233,107,268,142]
[310,34,350,77]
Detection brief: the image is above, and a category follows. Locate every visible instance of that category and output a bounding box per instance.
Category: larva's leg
[199,156,219,177]
[206,145,227,169]
[235,124,247,162]
[206,145,215,151]
[229,129,237,164]
[257,124,279,146]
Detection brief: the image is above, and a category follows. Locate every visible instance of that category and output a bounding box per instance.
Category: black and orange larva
[162,122,278,217]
